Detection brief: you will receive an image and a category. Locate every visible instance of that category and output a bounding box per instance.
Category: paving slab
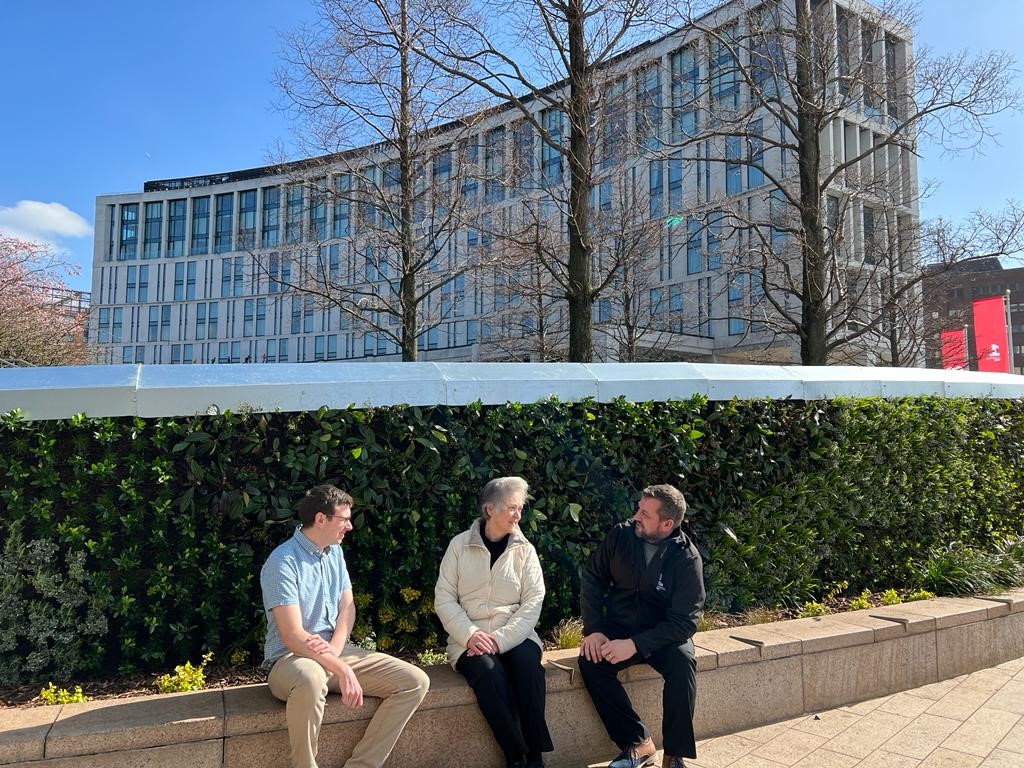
[734,615,874,655]
[5,739,222,768]
[44,690,223,758]
[0,705,60,764]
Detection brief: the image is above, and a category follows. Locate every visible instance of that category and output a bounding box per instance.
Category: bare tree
[417,0,678,361]
[672,0,1021,365]
[271,0,486,360]
[0,236,90,367]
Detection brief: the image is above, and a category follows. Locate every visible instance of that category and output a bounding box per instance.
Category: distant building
[88,0,917,366]
[923,259,1024,374]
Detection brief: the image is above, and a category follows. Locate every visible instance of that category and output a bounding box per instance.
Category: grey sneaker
[662,756,686,768]
[607,737,657,768]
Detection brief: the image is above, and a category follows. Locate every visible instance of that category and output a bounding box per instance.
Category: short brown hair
[296,484,353,528]
[641,484,687,526]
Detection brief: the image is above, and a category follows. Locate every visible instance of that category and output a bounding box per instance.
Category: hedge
[0,396,1022,685]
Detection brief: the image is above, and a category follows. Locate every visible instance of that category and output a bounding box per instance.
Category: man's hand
[467,630,499,656]
[600,638,637,664]
[335,659,364,708]
[305,634,333,655]
[580,632,609,663]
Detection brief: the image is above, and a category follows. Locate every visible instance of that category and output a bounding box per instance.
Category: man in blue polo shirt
[261,484,429,768]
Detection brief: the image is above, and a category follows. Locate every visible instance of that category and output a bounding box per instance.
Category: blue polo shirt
[261,526,352,665]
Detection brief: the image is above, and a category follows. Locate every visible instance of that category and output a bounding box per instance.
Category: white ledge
[0,362,1022,420]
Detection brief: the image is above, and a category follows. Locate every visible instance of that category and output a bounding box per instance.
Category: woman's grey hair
[479,476,530,520]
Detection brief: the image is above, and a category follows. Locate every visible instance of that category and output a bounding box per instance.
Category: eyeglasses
[324,512,353,526]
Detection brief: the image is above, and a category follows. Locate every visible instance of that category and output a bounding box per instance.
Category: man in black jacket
[579,484,705,768]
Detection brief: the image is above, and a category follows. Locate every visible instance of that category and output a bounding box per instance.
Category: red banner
[940,329,967,370]
[972,296,1010,373]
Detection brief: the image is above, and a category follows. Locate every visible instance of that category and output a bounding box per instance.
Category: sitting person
[434,476,553,768]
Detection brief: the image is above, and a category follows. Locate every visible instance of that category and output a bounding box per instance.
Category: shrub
[155,651,213,693]
[797,601,830,618]
[881,588,902,606]
[0,524,108,685]
[741,607,779,625]
[906,588,936,602]
[552,617,584,648]
[849,589,872,611]
[1,396,1022,681]
[39,683,88,705]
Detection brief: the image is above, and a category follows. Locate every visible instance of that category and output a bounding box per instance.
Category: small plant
[742,607,779,625]
[797,601,829,618]
[881,588,902,606]
[155,651,213,693]
[552,617,584,649]
[849,589,872,611]
[39,682,88,705]
[228,649,249,666]
[696,612,722,632]
[416,648,448,666]
[906,588,936,602]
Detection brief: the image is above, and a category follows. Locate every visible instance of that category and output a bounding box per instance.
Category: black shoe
[526,755,545,768]
[507,759,528,768]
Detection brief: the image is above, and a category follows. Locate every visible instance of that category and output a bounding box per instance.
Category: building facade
[89,0,917,366]
[923,259,1024,375]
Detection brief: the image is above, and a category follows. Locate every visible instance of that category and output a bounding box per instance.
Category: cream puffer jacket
[434,522,545,667]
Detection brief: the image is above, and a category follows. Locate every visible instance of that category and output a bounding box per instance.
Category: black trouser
[577,638,697,759]
[456,639,554,763]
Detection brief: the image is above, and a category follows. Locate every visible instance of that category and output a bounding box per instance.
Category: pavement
[682,653,1024,768]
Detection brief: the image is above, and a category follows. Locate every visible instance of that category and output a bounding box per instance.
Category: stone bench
[4,590,1024,768]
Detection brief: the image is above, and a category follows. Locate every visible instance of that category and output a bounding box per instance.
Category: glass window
[190,197,210,255]
[98,308,110,343]
[327,334,338,360]
[256,297,266,336]
[278,338,289,362]
[261,187,280,247]
[748,120,765,188]
[186,261,197,300]
[310,180,327,241]
[286,185,303,243]
[196,302,207,340]
[143,202,162,259]
[112,307,123,343]
[214,193,233,253]
[219,341,230,363]
[233,256,244,296]
[649,160,664,218]
[244,299,254,337]
[160,305,171,341]
[221,258,233,298]
[707,211,722,270]
[314,335,325,361]
[174,262,185,301]
[167,199,186,258]
[291,296,302,335]
[126,265,138,303]
[485,127,505,203]
[135,346,145,364]
[119,203,138,261]
[671,46,699,141]
[138,265,149,302]
[710,25,740,110]
[171,344,181,364]
[333,174,350,238]
[726,136,742,195]
[208,301,219,339]
[123,346,133,364]
[635,65,662,149]
[183,343,193,363]
[148,306,159,342]
[303,297,314,333]
[541,109,563,187]
[238,189,257,250]
[687,218,702,274]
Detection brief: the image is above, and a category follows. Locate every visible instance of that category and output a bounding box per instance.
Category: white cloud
[0,200,92,243]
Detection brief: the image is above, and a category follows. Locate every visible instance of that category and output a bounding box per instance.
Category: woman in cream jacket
[435,476,553,768]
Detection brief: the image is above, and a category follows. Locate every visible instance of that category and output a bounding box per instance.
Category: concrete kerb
[3,589,1024,768]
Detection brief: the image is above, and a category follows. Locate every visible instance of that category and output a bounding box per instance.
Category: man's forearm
[330,602,356,652]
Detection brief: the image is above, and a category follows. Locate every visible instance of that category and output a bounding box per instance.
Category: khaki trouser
[267,644,430,768]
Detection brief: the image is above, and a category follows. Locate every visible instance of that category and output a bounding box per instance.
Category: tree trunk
[399,0,418,362]
[795,0,828,366]
[565,0,594,362]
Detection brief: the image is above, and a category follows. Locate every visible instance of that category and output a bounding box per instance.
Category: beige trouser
[267,644,430,768]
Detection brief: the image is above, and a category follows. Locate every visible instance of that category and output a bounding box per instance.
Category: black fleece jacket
[580,520,706,658]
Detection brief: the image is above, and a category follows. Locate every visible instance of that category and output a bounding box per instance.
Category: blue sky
[2,0,1022,292]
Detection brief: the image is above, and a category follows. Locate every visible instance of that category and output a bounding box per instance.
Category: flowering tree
[0,236,90,367]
